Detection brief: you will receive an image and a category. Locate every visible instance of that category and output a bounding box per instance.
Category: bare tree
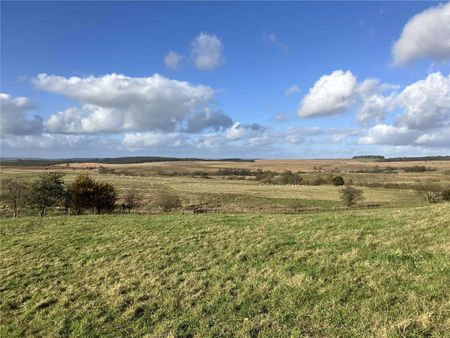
[154,191,181,212]
[414,182,442,203]
[2,178,29,217]
[122,189,143,213]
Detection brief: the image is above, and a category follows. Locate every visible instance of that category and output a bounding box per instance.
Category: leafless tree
[414,182,442,203]
[154,191,181,212]
[2,178,29,217]
[123,189,143,213]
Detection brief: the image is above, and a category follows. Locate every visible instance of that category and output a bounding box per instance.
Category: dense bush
[332,176,345,186]
[93,183,117,213]
[340,186,364,207]
[69,175,117,214]
[69,175,97,214]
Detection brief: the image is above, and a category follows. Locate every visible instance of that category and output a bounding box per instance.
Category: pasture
[1,205,449,337]
[1,159,449,336]
[1,159,449,216]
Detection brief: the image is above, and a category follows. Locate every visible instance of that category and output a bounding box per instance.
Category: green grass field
[1,204,449,337]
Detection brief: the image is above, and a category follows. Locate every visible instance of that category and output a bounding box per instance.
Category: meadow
[0,159,449,337]
[1,205,449,337]
[1,159,449,216]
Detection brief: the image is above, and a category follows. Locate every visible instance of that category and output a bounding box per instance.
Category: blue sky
[1,1,449,158]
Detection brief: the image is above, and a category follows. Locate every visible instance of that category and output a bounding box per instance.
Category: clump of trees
[340,186,365,207]
[67,175,117,214]
[2,173,119,217]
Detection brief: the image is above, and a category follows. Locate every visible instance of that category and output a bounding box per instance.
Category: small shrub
[441,188,450,201]
[332,176,345,186]
[340,186,364,207]
[154,192,181,212]
[98,166,116,175]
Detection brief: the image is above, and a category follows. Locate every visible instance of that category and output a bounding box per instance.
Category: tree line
[2,173,144,217]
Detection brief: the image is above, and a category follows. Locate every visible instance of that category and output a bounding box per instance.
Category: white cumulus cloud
[0,93,43,135]
[298,70,357,118]
[358,72,450,148]
[356,79,397,124]
[33,73,232,134]
[415,128,450,147]
[122,132,185,149]
[393,2,450,65]
[191,32,224,70]
[359,124,419,146]
[396,72,450,130]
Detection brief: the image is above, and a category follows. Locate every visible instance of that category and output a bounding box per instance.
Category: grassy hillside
[1,205,449,337]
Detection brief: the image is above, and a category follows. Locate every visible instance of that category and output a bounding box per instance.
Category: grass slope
[1,205,449,337]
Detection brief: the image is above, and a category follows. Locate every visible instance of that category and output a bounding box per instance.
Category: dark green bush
[332,176,345,186]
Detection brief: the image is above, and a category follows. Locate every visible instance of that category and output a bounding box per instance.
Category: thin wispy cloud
[264,32,289,51]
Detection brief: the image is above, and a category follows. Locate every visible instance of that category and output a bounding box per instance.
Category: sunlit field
[1,204,449,337]
[1,159,449,216]
[1,159,449,337]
